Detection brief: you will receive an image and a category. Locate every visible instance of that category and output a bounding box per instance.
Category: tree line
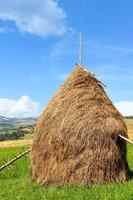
[0,130,30,141]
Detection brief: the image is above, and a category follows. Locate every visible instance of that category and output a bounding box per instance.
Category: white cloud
[50,36,77,61]
[91,44,133,56]
[0,26,13,33]
[0,96,39,118]
[0,0,67,37]
[115,101,133,116]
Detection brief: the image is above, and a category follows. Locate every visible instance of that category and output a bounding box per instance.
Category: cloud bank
[0,0,67,37]
[115,101,133,116]
[0,96,39,118]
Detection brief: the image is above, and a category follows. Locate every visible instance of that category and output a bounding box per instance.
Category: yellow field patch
[125,119,133,140]
[0,139,33,148]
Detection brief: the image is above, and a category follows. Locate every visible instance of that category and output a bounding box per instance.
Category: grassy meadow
[0,144,133,200]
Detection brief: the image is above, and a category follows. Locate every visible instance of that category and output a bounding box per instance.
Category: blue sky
[0,0,133,117]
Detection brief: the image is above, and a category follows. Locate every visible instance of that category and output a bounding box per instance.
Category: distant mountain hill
[0,116,14,122]
[0,116,37,131]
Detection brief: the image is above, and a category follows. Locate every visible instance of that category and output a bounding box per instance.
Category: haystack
[31,65,129,186]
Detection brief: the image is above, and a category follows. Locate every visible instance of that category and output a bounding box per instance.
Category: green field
[0,145,133,200]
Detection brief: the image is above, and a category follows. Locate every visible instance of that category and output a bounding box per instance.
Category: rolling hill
[0,116,37,131]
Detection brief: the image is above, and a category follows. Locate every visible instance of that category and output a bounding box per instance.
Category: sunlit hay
[31,65,129,186]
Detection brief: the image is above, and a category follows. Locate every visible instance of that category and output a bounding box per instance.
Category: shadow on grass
[129,169,133,180]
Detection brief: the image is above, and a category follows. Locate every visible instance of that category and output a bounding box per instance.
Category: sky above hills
[0,0,133,117]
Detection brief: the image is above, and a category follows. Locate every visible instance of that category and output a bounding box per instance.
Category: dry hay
[31,65,130,186]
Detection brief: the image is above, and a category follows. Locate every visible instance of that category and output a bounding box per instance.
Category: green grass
[0,145,133,200]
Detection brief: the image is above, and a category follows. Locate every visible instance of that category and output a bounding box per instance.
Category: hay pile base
[31,65,129,186]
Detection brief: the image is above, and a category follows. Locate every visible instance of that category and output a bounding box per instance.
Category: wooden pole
[79,31,82,65]
[119,135,133,145]
[0,148,31,171]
